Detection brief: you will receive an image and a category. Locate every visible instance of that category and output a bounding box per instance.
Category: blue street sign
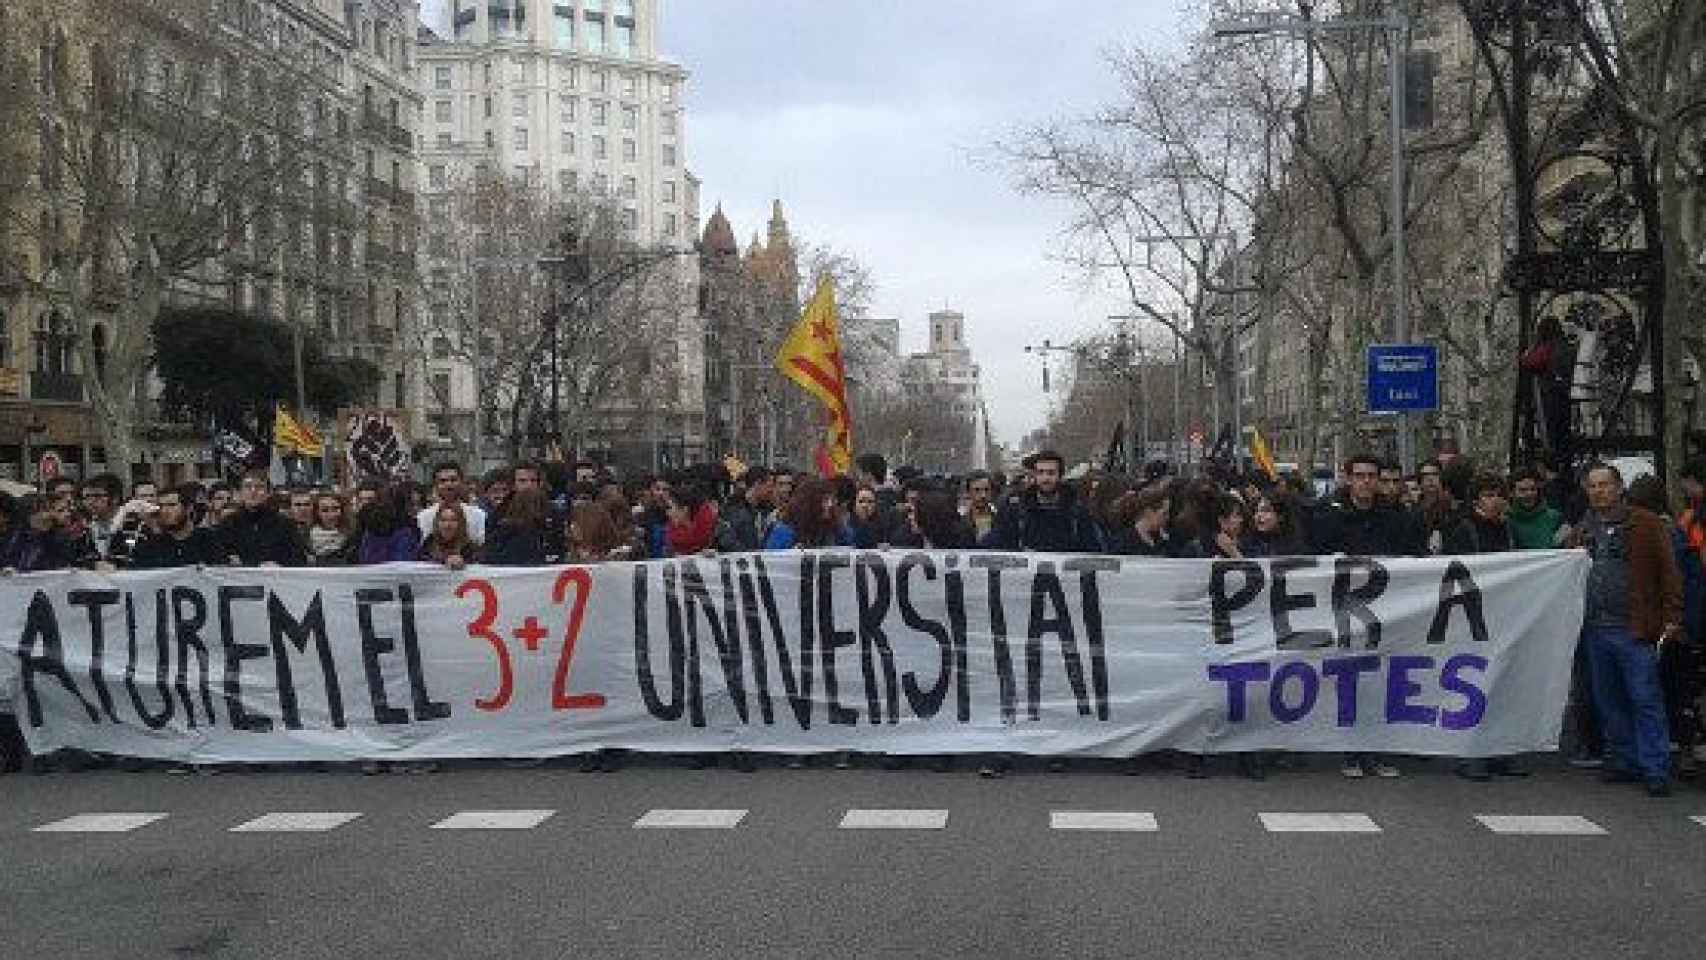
[1366,344,1438,413]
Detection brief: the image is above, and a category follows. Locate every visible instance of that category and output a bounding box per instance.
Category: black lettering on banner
[1209,560,1265,645]
[122,591,174,729]
[816,552,858,725]
[854,553,899,724]
[734,559,776,725]
[267,591,345,729]
[1269,558,1333,649]
[971,553,1028,723]
[218,585,272,732]
[16,592,99,726]
[756,555,813,728]
[677,559,726,727]
[171,586,215,726]
[717,558,749,721]
[356,588,409,725]
[633,564,685,722]
[1332,557,1389,648]
[944,554,972,722]
[672,559,706,726]
[1025,561,1091,720]
[896,554,951,720]
[398,585,451,722]
[67,589,122,723]
[1426,561,1490,645]
[1064,557,1118,720]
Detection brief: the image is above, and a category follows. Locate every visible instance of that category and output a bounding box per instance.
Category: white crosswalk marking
[431,810,556,830]
[230,813,362,833]
[1259,812,1381,833]
[1050,812,1159,832]
[1475,815,1606,835]
[34,813,168,834]
[634,809,747,829]
[839,809,949,830]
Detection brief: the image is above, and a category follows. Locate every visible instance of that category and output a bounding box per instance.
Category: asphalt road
[2,756,1703,960]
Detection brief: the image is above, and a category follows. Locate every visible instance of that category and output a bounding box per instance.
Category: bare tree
[4,0,334,473]
[415,169,690,463]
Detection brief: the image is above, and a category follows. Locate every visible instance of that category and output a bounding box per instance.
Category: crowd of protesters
[2,444,1702,796]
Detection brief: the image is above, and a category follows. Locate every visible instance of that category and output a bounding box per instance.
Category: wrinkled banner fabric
[0,550,1588,762]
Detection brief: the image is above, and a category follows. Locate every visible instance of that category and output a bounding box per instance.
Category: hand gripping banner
[0,550,1588,762]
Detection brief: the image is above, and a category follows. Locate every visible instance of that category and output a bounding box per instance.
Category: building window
[431,371,451,404]
[558,169,577,192]
[593,135,606,159]
[434,65,451,89]
[662,112,677,135]
[435,99,452,123]
[621,175,636,198]
[622,104,637,129]
[513,127,529,150]
[614,22,634,57]
[483,95,492,118]
[662,144,676,167]
[623,74,638,98]
[664,213,677,237]
[483,62,492,85]
[592,173,608,194]
[585,17,606,52]
[593,69,608,93]
[554,5,575,50]
[561,64,578,89]
[512,93,528,118]
[437,132,453,148]
[562,130,575,153]
[622,138,636,161]
[432,336,451,359]
[561,98,576,122]
[592,101,607,126]
[622,208,637,231]
[663,180,676,203]
[662,80,675,103]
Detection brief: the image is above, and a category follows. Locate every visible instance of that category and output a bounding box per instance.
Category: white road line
[1691,816,1706,829]
[230,813,362,833]
[1050,812,1159,832]
[34,813,168,834]
[1475,815,1607,836]
[634,809,747,829]
[431,809,556,831]
[1258,812,1382,834]
[839,809,949,830]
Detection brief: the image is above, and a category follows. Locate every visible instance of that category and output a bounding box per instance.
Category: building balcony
[31,370,84,403]
[390,124,414,153]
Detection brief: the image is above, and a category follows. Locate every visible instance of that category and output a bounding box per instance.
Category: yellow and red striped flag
[775,278,853,476]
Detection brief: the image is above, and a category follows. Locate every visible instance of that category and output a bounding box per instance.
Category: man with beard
[982,451,1100,552]
[131,485,226,569]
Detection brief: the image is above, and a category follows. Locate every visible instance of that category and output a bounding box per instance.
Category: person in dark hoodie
[981,450,1102,553]
[217,471,306,566]
[1440,474,1528,781]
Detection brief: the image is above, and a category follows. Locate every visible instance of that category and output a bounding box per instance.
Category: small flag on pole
[1249,425,1277,481]
[273,407,324,458]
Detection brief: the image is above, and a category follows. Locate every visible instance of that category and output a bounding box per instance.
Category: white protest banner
[0,550,1588,762]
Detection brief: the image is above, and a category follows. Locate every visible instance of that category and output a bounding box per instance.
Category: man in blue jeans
[1579,464,1682,797]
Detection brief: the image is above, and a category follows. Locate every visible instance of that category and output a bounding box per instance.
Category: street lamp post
[1210,7,1412,469]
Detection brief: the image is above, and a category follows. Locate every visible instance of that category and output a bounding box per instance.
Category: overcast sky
[422,1,1188,447]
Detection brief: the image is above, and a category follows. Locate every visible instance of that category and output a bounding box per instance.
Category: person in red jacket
[664,483,718,557]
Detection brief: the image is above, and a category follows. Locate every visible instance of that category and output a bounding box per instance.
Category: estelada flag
[273,406,324,458]
[1249,424,1277,481]
[775,278,853,476]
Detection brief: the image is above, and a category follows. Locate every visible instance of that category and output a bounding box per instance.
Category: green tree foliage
[153,307,378,431]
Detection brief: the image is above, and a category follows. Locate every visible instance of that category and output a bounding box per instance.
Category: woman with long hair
[911,490,976,549]
[1186,493,1248,559]
[357,483,422,564]
[306,492,358,566]
[1245,490,1307,557]
[664,482,718,557]
[764,478,849,549]
[568,502,632,563]
[1110,486,1174,557]
[419,502,478,570]
[485,487,550,566]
